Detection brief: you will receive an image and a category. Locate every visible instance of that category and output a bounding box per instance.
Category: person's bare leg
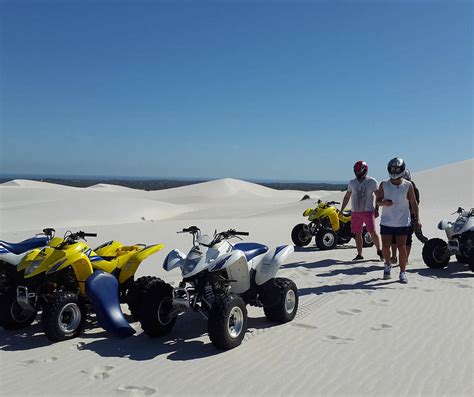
[371,231,381,252]
[406,245,412,260]
[382,234,392,263]
[397,236,408,272]
[355,232,363,256]
[391,243,397,262]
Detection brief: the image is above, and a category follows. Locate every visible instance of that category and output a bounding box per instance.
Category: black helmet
[387,157,406,179]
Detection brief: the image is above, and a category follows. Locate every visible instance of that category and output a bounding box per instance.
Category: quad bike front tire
[315,229,337,250]
[41,292,86,341]
[208,293,248,350]
[460,231,474,271]
[362,227,374,247]
[139,279,176,337]
[261,277,298,323]
[126,276,161,319]
[422,238,450,269]
[0,290,37,330]
[291,224,312,247]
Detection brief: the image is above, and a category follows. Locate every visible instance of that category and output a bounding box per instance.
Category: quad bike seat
[0,236,49,255]
[233,243,269,261]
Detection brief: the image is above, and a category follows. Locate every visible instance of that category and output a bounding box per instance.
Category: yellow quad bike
[13,231,164,341]
[291,200,374,250]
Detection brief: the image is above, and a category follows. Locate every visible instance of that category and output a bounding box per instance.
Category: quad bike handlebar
[178,226,249,247]
[63,231,97,243]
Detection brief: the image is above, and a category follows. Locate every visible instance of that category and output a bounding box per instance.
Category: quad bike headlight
[453,217,467,233]
[182,258,199,275]
[25,260,42,276]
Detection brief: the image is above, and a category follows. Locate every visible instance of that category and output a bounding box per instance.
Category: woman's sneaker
[399,272,408,284]
[383,263,392,279]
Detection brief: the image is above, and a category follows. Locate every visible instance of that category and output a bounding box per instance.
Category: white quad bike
[139,226,298,350]
[422,207,474,271]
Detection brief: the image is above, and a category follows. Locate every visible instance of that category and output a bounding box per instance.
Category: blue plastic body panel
[233,242,269,261]
[0,236,49,254]
[85,270,135,338]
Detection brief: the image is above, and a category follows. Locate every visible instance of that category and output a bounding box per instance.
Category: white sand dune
[0,160,473,397]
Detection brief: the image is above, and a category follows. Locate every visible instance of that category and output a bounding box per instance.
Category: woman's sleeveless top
[380,179,411,227]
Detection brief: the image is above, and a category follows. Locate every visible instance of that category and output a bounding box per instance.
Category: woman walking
[377,158,421,284]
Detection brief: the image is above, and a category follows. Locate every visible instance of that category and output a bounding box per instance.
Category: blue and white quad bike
[139,226,298,350]
[422,207,474,271]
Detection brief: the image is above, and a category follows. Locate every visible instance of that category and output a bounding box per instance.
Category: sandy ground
[0,159,473,396]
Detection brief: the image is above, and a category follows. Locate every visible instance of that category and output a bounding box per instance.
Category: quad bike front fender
[163,249,186,271]
[254,245,294,286]
[85,270,135,337]
[118,244,165,284]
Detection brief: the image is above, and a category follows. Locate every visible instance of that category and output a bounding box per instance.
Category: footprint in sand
[117,385,157,396]
[323,335,355,344]
[72,341,86,350]
[19,357,58,366]
[81,365,114,380]
[370,323,393,331]
[336,309,361,316]
[370,299,390,306]
[291,322,318,330]
[456,284,472,289]
[423,288,435,292]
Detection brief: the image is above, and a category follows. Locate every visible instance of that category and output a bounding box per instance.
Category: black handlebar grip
[234,231,249,236]
[83,233,97,237]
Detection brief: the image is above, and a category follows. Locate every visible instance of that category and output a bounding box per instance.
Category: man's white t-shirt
[347,177,378,212]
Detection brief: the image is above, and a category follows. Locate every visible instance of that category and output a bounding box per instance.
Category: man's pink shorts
[351,211,376,233]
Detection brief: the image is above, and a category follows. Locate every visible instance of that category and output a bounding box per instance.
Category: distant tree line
[0,178,347,192]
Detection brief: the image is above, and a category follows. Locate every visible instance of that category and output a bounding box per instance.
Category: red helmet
[353,161,368,178]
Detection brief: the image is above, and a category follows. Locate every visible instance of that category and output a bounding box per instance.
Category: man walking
[340,160,383,261]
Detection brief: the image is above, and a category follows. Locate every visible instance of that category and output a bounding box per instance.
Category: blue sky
[1,0,472,182]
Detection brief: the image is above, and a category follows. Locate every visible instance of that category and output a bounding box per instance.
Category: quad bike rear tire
[291,224,312,247]
[0,290,37,330]
[261,277,298,323]
[362,227,374,247]
[42,292,86,341]
[139,279,176,337]
[208,293,247,350]
[126,276,161,319]
[315,229,337,250]
[337,235,352,245]
[422,238,450,269]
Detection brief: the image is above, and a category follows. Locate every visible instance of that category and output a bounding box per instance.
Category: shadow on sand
[0,311,279,362]
[416,260,474,279]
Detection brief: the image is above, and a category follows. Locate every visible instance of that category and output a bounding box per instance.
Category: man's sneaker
[353,254,364,260]
[377,250,384,261]
[399,272,408,284]
[383,263,392,279]
[390,256,398,264]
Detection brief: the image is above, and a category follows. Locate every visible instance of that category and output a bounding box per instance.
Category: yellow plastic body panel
[95,241,124,257]
[118,244,165,284]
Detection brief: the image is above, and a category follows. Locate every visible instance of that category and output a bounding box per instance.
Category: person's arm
[375,182,393,208]
[407,183,421,227]
[341,191,351,212]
